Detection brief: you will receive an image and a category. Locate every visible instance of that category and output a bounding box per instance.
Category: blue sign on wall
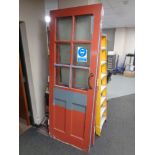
[77,47,87,62]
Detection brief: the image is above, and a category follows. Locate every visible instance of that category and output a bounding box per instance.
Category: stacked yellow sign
[95,35,108,136]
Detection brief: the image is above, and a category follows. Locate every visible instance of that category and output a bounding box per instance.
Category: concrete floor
[107,75,135,99]
[20,94,135,155]
[19,74,135,154]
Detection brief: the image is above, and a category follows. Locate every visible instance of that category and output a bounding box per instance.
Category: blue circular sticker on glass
[78,48,87,57]
[77,47,87,62]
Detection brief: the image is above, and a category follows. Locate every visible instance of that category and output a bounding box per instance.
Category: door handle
[88,73,94,89]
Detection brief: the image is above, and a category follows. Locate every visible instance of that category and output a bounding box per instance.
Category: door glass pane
[73,44,90,67]
[72,68,88,90]
[56,44,70,64]
[75,15,94,40]
[56,67,70,87]
[57,17,72,40]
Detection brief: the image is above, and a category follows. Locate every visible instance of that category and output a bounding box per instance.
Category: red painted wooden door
[49,4,102,151]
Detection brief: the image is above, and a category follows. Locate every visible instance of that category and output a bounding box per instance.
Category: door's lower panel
[51,88,89,150]
[53,105,66,133]
[53,105,86,138]
[52,126,87,150]
[71,110,86,139]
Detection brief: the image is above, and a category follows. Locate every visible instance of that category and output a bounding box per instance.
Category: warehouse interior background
[18,0,135,154]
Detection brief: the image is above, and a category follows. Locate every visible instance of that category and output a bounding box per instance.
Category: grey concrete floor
[107,75,135,99]
[20,94,135,155]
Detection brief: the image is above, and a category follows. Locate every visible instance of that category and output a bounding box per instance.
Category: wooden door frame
[19,58,30,125]
[19,22,34,125]
[49,4,102,151]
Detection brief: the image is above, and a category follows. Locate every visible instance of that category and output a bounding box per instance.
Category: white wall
[45,0,58,15]
[88,0,100,4]
[114,27,135,65]
[58,0,100,8]
[20,0,48,124]
[58,0,88,8]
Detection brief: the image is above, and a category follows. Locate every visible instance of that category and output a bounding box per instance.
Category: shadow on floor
[19,94,135,155]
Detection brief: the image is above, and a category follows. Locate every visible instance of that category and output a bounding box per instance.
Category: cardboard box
[123,71,135,77]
